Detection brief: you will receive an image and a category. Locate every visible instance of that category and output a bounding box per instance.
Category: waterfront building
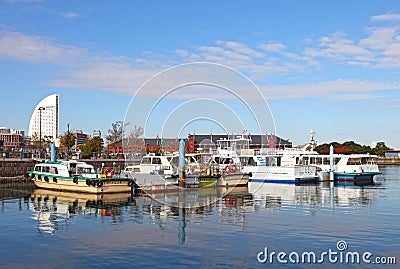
[73,131,89,150]
[189,133,292,153]
[93,130,102,137]
[28,94,59,142]
[0,128,25,149]
[107,133,292,156]
[385,150,400,158]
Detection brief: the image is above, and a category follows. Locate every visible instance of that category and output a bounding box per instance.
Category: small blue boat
[334,172,381,186]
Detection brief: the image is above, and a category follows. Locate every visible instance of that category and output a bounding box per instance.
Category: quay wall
[376,158,400,165]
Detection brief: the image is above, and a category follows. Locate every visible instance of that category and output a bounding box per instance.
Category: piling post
[178,139,186,187]
[329,145,334,208]
[329,145,334,182]
[50,143,56,162]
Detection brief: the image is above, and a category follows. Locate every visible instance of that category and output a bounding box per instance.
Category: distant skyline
[0,1,399,148]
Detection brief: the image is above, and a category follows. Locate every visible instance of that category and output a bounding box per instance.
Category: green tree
[106,121,127,146]
[60,130,75,158]
[80,136,103,159]
[371,142,389,156]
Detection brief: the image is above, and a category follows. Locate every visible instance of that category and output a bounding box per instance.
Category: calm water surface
[0,166,399,268]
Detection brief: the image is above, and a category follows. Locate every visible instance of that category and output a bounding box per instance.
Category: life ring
[53,177,57,183]
[103,168,114,178]
[97,181,103,187]
[73,177,78,184]
[224,165,231,174]
[86,179,91,186]
[231,164,237,173]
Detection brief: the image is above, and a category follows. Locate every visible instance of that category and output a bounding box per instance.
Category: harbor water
[0,166,399,268]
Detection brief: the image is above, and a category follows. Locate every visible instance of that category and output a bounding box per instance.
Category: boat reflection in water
[27,182,379,238]
[248,181,379,210]
[29,189,133,234]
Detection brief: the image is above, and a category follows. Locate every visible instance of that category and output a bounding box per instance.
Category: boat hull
[246,166,319,184]
[30,173,132,194]
[217,172,249,187]
[334,172,380,186]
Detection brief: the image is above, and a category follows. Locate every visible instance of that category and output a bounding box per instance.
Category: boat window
[310,157,315,165]
[35,166,41,172]
[220,158,231,165]
[348,158,361,165]
[296,157,299,165]
[316,157,322,165]
[141,157,151,164]
[152,157,161,164]
[50,166,58,174]
[276,157,281,166]
[42,166,50,173]
[303,157,309,165]
[323,158,330,165]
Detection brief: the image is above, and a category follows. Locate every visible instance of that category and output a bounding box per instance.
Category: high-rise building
[28,94,59,142]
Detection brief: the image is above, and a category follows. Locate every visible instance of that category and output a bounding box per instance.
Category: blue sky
[0,0,399,148]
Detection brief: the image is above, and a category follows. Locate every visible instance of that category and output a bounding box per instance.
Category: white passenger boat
[279,148,381,183]
[241,154,319,184]
[28,160,133,194]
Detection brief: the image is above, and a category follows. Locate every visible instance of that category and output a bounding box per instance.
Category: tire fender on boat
[91,180,97,187]
[53,177,57,183]
[44,176,49,182]
[73,177,79,184]
[103,168,114,178]
[97,181,103,187]
[86,179,91,186]
[224,165,231,174]
[231,164,237,173]
[128,179,134,187]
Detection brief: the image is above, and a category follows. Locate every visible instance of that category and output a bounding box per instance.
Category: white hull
[218,172,249,187]
[129,171,179,192]
[243,165,318,183]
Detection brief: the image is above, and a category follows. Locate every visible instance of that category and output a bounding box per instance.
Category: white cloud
[371,13,400,22]
[223,41,265,58]
[258,42,286,52]
[2,19,400,102]
[63,12,80,19]
[0,30,86,64]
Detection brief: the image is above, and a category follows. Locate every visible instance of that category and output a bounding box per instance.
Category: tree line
[315,141,389,156]
[60,121,144,159]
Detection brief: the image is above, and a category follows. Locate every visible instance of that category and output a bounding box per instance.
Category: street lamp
[38,107,45,158]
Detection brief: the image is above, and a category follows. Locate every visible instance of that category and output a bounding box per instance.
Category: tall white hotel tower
[28,94,59,141]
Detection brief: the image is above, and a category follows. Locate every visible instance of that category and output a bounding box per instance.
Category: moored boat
[28,160,133,194]
[334,171,381,186]
[242,155,319,184]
